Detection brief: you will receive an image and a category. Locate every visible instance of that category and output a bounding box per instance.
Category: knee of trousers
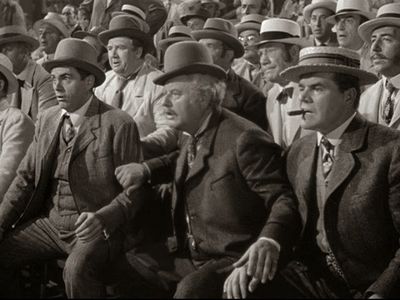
[174,271,223,298]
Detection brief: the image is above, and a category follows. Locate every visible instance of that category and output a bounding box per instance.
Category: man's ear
[0,79,6,95]
[288,45,300,64]
[85,74,95,89]
[135,46,143,59]
[344,87,357,104]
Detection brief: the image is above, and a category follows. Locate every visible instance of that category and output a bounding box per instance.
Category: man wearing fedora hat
[359,3,400,130]
[95,14,179,159]
[201,0,225,17]
[34,12,70,65]
[226,46,400,299]
[303,0,338,47]
[193,17,268,131]
[158,25,194,53]
[232,14,273,94]
[178,0,210,30]
[258,18,312,148]
[326,0,375,73]
[0,53,34,202]
[114,41,298,298]
[0,38,146,298]
[0,25,57,123]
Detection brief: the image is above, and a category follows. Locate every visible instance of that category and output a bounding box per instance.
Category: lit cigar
[287,109,305,116]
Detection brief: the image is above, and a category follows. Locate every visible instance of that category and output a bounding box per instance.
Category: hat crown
[0,25,29,36]
[203,18,238,38]
[0,53,13,73]
[240,14,265,25]
[260,18,301,37]
[299,46,360,68]
[179,0,208,17]
[109,14,149,34]
[335,0,369,14]
[163,41,214,74]
[168,25,192,37]
[52,38,98,68]
[376,3,400,18]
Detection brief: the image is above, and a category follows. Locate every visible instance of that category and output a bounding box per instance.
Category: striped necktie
[320,136,334,179]
[383,80,396,125]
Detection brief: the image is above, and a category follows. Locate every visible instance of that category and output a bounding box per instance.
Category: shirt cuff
[258,237,281,253]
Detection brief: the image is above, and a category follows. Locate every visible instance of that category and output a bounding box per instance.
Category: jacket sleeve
[95,119,146,233]
[236,129,301,256]
[37,67,58,116]
[243,88,269,132]
[0,111,34,202]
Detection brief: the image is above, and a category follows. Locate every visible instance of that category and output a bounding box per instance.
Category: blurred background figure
[0,0,26,27]
[178,0,209,30]
[61,3,78,30]
[76,5,91,32]
[200,0,225,17]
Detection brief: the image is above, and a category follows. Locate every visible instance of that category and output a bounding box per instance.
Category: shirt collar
[61,95,93,127]
[383,73,400,90]
[317,112,357,147]
[16,60,31,83]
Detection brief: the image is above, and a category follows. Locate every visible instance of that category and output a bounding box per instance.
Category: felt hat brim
[303,1,337,23]
[0,64,18,94]
[192,30,244,58]
[201,1,226,10]
[98,28,152,52]
[73,30,97,39]
[42,58,105,87]
[358,18,400,43]
[33,19,70,38]
[158,37,193,52]
[257,37,312,48]
[153,63,226,85]
[280,64,378,86]
[0,35,39,51]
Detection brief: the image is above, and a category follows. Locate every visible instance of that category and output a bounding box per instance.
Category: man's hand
[74,212,103,242]
[224,265,249,299]
[233,239,280,291]
[115,162,149,194]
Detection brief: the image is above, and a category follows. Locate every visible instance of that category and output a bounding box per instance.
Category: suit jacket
[225,68,268,131]
[146,109,300,260]
[286,114,400,297]
[0,97,144,237]
[0,99,34,201]
[10,59,57,123]
[307,33,338,47]
[359,78,400,130]
[81,0,167,35]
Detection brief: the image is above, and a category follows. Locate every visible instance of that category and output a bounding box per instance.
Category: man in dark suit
[225,46,400,299]
[114,41,299,298]
[0,38,144,298]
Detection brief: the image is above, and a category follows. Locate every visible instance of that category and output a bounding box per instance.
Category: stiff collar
[61,95,93,127]
[383,73,400,90]
[317,112,357,147]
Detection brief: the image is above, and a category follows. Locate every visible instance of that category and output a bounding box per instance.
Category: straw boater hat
[0,25,39,51]
[153,41,226,85]
[280,46,378,86]
[98,14,152,52]
[33,12,70,38]
[111,0,150,34]
[178,0,210,25]
[326,0,374,24]
[0,53,18,95]
[235,14,265,34]
[192,18,245,58]
[359,3,400,43]
[257,18,312,48]
[303,0,337,23]
[201,0,226,10]
[42,38,105,87]
[158,26,194,52]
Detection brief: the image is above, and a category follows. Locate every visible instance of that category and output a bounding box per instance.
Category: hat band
[260,31,298,41]
[121,4,146,20]
[170,32,190,38]
[204,25,235,36]
[0,32,22,39]
[336,8,363,15]
[300,53,360,68]
[378,13,400,18]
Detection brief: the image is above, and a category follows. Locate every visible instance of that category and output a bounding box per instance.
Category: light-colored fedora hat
[235,14,265,34]
[280,46,378,85]
[111,0,151,33]
[192,18,245,58]
[153,41,227,85]
[98,14,152,52]
[257,18,312,48]
[158,26,194,52]
[0,25,40,50]
[201,0,226,10]
[326,0,374,24]
[33,12,70,38]
[178,0,210,25]
[42,38,105,87]
[303,0,337,23]
[359,3,400,43]
[0,53,18,95]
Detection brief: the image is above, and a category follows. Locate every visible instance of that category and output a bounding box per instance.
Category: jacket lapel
[70,98,100,162]
[21,86,34,115]
[325,114,368,200]
[389,90,400,127]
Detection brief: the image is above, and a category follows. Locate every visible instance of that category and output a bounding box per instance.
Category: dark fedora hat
[280,46,378,86]
[111,0,150,33]
[33,12,70,38]
[42,38,105,87]
[98,15,152,51]
[158,26,194,52]
[192,18,244,58]
[178,0,210,25]
[0,25,40,50]
[235,14,265,34]
[153,41,226,85]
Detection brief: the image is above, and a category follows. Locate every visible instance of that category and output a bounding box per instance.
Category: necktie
[276,87,294,104]
[186,136,198,169]
[320,136,334,179]
[63,114,75,144]
[110,74,135,109]
[11,79,24,109]
[383,81,396,125]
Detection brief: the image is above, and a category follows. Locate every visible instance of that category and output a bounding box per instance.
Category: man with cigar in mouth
[225,46,400,299]
[358,3,400,130]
